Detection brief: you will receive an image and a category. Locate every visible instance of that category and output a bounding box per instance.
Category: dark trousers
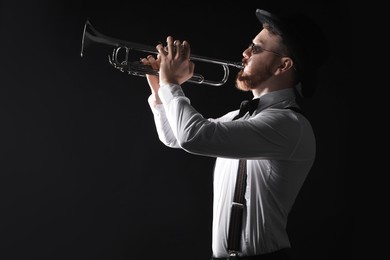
[211,249,291,260]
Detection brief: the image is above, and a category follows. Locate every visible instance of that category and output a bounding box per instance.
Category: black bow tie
[233,98,260,120]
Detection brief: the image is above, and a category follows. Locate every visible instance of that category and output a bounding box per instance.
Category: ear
[275,57,294,75]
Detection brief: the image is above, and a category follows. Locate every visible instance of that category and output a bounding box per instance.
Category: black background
[0,1,350,259]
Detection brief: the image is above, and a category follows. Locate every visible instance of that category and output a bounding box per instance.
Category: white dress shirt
[148,83,316,257]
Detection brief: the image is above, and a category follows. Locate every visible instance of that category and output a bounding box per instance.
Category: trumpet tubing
[80,20,243,86]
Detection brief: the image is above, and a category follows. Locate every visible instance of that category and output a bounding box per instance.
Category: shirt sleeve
[148,95,181,148]
[157,83,313,160]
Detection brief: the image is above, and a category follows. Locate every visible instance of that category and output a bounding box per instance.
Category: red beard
[235,63,274,91]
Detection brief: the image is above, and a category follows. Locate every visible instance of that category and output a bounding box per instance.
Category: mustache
[242,58,248,67]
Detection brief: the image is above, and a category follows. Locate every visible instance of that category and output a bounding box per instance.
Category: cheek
[244,59,262,75]
[243,59,257,75]
[243,66,250,75]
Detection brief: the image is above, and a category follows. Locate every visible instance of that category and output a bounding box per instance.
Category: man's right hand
[140,54,161,104]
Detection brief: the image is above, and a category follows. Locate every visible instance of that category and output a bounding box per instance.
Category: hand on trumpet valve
[156,36,195,85]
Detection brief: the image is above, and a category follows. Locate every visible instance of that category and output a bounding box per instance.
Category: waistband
[211,249,291,260]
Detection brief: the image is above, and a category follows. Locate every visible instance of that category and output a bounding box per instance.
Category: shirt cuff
[158,83,187,104]
[148,94,161,108]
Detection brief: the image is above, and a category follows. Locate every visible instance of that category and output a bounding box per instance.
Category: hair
[262,23,299,85]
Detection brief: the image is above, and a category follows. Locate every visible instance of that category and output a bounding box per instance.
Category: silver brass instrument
[80,20,244,86]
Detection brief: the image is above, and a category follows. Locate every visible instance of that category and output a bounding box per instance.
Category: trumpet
[80,20,244,86]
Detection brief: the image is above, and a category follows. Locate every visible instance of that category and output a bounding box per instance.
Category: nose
[243,47,251,58]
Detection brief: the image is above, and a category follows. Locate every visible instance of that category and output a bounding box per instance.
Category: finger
[166,36,174,58]
[140,58,149,65]
[182,40,191,60]
[146,55,160,70]
[156,43,166,57]
[146,55,155,61]
[174,40,182,59]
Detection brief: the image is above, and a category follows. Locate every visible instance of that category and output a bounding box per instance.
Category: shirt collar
[254,88,297,112]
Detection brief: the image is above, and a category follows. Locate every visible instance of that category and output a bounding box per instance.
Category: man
[141,8,328,260]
